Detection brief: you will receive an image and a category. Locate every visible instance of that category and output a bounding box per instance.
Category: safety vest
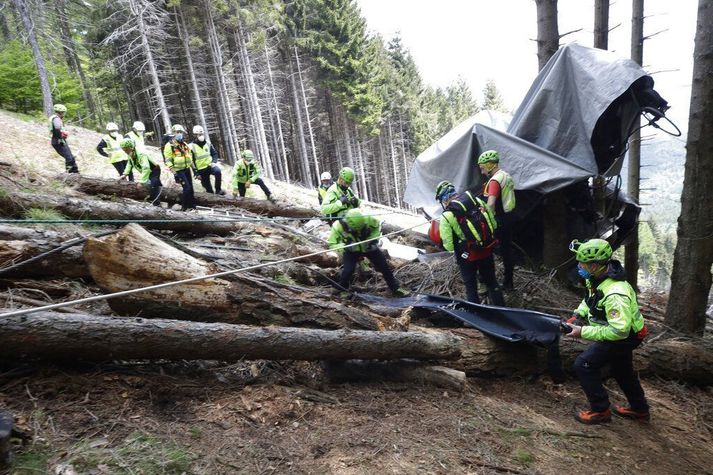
[163,141,193,171]
[486,169,516,213]
[190,142,213,170]
[317,184,329,204]
[124,150,159,184]
[232,159,260,183]
[126,130,145,151]
[102,134,128,164]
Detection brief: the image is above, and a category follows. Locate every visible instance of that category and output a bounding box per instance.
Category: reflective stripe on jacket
[163,141,193,171]
[327,216,381,255]
[574,276,645,341]
[102,134,129,164]
[190,142,213,170]
[486,169,516,213]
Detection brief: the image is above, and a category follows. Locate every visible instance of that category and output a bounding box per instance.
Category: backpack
[446,191,497,250]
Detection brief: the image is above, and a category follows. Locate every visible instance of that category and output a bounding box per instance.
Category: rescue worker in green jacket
[434,180,504,306]
[189,125,224,195]
[321,167,360,222]
[478,150,516,289]
[563,239,650,425]
[48,104,79,173]
[163,124,196,211]
[317,171,332,205]
[328,209,409,297]
[97,122,132,181]
[125,121,153,153]
[231,149,275,202]
[119,138,163,206]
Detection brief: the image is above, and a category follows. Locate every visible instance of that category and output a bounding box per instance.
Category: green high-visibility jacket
[439,192,497,253]
[327,215,381,255]
[231,159,261,187]
[123,150,159,184]
[321,183,360,218]
[485,169,516,214]
[317,184,329,205]
[101,134,128,164]
[163,141,193,171]
[126,130,145,152]
[189,142,213,171]
[573,271,645,341]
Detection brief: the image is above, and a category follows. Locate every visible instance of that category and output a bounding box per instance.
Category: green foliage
[24,208,66,221]
[514,448,534,465]
[10,444,51,474]
[482,79,508,113]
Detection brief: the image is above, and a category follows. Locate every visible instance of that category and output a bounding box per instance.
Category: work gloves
[339,195,350,205]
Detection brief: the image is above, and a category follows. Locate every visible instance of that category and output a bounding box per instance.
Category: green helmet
[477,150,500,164]
[53,104,67,113]
[339,167,355,184]
[171,124,186,133]
[120,137,135,149]
[435,180,455,202]
[242,149,254,160]
[344,209,366,230]
[569,239,613,263]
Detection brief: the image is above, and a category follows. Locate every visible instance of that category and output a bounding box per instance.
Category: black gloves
[339,195,350,205]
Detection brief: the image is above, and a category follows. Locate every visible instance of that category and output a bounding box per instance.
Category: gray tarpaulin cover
[404,43,649,216]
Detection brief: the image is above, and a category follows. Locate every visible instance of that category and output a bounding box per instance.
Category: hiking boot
[613,405,650,421]
[217,190,226,196]
[575,408,611,425]
[392,287,410,298]
[267,195,277,203]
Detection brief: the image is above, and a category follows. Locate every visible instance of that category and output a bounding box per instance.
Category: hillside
[1,111,712,475]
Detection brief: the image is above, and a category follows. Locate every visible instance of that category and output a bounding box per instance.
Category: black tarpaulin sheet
[357,293,561,346]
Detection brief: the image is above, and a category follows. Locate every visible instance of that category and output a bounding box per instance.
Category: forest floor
[1,109,713,475]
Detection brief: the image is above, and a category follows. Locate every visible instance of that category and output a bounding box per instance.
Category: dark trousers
[340,249,399,292]
[51,141,79,173]
[112,160,134,181]
[456,254,505,306]
[196,165,222,194]
[237,178,271,198]
[174,169,196,211]
[495,212,514,287]
[574,336,649,412]
[146,167,162,206]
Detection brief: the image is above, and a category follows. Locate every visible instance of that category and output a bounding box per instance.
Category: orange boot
[613,405,650,421]
[575,408,612,424]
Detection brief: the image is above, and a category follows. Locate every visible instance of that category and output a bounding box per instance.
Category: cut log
[83,224,405,331]
[0,190,238,236]
[0,224,88,278]
[324,360,467,391]
[59,174,316,219]
[0,311,462,362]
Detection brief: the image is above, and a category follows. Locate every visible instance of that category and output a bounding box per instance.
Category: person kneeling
[328,209,409,297]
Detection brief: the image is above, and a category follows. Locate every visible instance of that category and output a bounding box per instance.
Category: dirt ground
[1,109,713,474]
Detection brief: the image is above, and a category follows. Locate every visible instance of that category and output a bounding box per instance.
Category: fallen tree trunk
[0,224,88,278]
[324,360,466,391]
[59,174,316,219]
[83,224,405,331]
[0,312,462,362]
[0,190,238,235]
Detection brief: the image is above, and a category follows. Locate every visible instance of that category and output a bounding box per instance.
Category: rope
[0,222,426,318]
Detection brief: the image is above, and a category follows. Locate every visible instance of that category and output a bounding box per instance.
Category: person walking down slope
[163,124,196,211]
[48,104,79,173]
[119,138,163,206]
[231,149,275,202]
[317,171,333,205]
[328,209,409,297]
[434,181,505,306]
[563,239,650,425]
[478,149,516,289]
[97,122,132,181]
[321,167,360,222]
[189,125,224,195]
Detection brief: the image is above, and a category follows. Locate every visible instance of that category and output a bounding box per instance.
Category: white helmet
[320,171,332,181]
[106,122,119,132]
[132,121,145,132]
[192,125,204,135]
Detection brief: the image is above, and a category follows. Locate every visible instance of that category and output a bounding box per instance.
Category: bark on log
[83,224,406,331]
[59,174,316,219]
[324,360,466,391]
[0,190,238,235]
[0,312,462,362]
[0,224,88,278]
